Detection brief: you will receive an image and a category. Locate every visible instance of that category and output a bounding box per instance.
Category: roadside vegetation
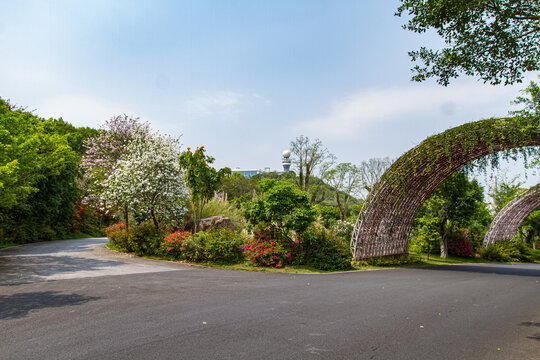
[2,78,540,270]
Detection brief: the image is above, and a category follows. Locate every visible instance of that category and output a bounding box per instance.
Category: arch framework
[351,117,540,260]
[483,185,540,246]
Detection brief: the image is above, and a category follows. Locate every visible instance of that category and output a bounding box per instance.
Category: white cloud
[185,91,243,119]
[34,95,127,129]
[294,82,521,139]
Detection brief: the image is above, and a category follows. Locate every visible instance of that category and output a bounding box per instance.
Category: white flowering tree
[81,115,150,208]
[101,132,188,230]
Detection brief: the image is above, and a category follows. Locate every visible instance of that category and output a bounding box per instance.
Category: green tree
[414,171,490,257]
[0,99,74,209]
[510,76,540,116]
[180,146,230,233]
[396,0,540,85]
[219,172,257,205]
[326,163,362,221]
[243,179,316,243]
[289,135,334,192]
[488,176,525,213]
[0,98,81,243]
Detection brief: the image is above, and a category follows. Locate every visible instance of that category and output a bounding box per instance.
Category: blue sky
[1,0,538,188]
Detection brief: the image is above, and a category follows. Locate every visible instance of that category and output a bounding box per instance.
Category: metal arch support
[483,185,540,247]
[351,118,540,260]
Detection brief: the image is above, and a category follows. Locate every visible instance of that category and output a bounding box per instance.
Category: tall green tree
[243,179,316,243]
[414,171,490,257]
[0,98,81,243]
[180,146,229,233]
[326,163,362,221]
[396,0,540,85]
[289,135,334,192]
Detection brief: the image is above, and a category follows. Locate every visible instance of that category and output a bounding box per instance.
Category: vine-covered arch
[351,117,540,260]
[483,185,540,247]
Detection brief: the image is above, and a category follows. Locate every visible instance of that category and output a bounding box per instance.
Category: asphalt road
[0,238,539,360]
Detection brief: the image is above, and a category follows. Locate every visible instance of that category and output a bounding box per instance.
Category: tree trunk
[124,205,129,232]
[335,193,345,221]
[193,202,198,234]
[151,208,159,230]
[440,237,448,258]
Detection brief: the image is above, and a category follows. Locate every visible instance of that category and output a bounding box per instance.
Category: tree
[326,163,362,221]
[414,171,490,257]
[289,135,333,192]
[81,115,150,224]
[101,133,188,230]
[396,1,540,85]
[357,157,393,199]
[488,176,525,213]
[0,98,82,243]
[0,98,74,209]
[219,172,257,205]
[243,179,316,243]
[180,146,230,233]
[510,75,540,116]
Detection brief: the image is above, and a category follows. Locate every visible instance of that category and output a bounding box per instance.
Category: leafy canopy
[0,98,74,209]
[396,0,540,85]
[243,179,316,239]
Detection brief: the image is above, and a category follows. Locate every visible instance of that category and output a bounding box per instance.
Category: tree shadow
[0,254,125,285]
[520,322,540,340]
[415,264,540,277]
[0,238,108,256]
[0,291,100,319]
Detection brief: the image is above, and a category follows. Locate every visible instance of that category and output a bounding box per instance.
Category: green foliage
[315,205,340,228]
[243,179,316,240]
[161,228,244,264]
[300,226,352,271]
[220,172,256,205]
[357,254,421,267]
[480,240,535,263]
[203,227,245,264]
[510,76,540,117]
[180,146,230,227]
[105,222,129,251]
[0,98,83,244]
[413,172,491,256]
[489,177,525,213]
[127,221,164,255]
[196,199,247,230]
[396,0,540,85]
[105,221,164,254]
[243,232,292,268]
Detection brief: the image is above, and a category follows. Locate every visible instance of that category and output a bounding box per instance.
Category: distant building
[282,150,291,172]
[230,150,291,178]
[231,168,263,179]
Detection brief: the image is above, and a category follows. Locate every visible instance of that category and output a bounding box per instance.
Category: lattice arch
[351,117,540,260]
[483,185,540,246]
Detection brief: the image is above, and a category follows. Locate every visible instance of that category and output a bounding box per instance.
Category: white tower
[282,150,291,172]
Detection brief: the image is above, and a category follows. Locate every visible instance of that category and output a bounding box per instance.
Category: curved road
[0,238,539,360]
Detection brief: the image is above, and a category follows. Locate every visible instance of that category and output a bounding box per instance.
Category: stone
[185,216,234,233]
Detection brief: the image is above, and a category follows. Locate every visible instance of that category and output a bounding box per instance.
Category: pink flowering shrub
[161,230,193,259]
[447,229,474,257]
[105,222,129,250]
[243,233,292,268]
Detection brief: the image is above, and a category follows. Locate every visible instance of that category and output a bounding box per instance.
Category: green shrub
[243,232,292,268]
[181,233,207,262]
[198,199,247,230]
[300,226,352,271]
[358,254,421,266]
[128,222,164,255]
[204,227,245,264]
[105,222,130,251]
[161,230,194,259]
[480,240,535,262]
